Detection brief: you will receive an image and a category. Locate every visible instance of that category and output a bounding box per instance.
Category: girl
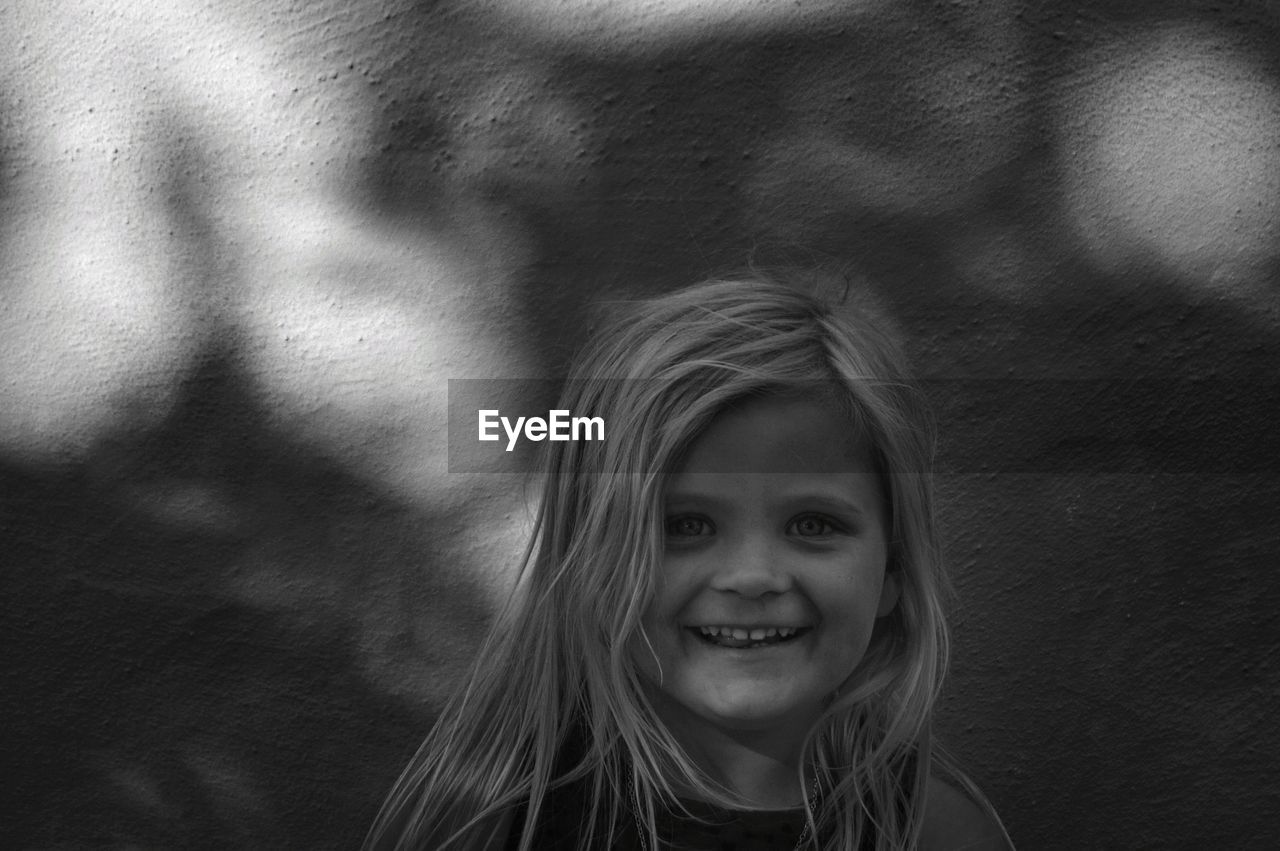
[366,278,1013,850]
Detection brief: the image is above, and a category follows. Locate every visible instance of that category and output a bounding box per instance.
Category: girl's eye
[666,515,713,537]
[789,515,838,537]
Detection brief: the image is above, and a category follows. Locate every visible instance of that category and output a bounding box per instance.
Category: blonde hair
[366,277,952,850]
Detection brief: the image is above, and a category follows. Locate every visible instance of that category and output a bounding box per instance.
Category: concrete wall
[3,1,1278,847]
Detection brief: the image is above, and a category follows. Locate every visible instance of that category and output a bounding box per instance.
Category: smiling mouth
[691,625,811,649]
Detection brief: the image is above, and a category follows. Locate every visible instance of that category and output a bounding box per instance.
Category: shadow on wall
[1,0,1279,847]
[0,350,497,846]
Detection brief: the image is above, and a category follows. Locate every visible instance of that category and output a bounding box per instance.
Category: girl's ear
[876,569,901,617]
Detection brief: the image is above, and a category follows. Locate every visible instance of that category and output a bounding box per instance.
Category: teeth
[697,626,801,639]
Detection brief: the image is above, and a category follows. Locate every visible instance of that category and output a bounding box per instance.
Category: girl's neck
[658,712,813,810]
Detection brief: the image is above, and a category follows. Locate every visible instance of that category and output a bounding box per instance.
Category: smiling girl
[365,278,1013,850]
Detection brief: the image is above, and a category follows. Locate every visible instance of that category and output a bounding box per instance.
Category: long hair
[365,277,952,850]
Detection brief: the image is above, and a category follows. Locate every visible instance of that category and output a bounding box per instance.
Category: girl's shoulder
[918,774,1014,851]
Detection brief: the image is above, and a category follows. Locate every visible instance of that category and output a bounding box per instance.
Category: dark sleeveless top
[504,783,833,850]
[502,733,901,850]
[503,775,888,850]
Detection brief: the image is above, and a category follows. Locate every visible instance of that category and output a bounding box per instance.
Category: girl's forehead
[673,395,876,476]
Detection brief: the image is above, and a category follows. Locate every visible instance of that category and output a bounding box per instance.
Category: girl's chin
[662,685,827,738]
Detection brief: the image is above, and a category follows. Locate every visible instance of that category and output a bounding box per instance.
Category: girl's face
[635,394,897,747]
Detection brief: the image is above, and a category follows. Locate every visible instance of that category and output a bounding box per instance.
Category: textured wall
[2,1,1278,848]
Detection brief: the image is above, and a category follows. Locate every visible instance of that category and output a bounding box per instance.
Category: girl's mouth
[690,625,811,649]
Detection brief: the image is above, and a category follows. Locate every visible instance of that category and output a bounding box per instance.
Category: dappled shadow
[0,350,490,847]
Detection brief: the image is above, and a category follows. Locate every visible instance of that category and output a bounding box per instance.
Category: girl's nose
[708,537,792,598]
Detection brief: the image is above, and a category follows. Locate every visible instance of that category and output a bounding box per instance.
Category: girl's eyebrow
[782,493,870,520]
[662,489,731,509]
